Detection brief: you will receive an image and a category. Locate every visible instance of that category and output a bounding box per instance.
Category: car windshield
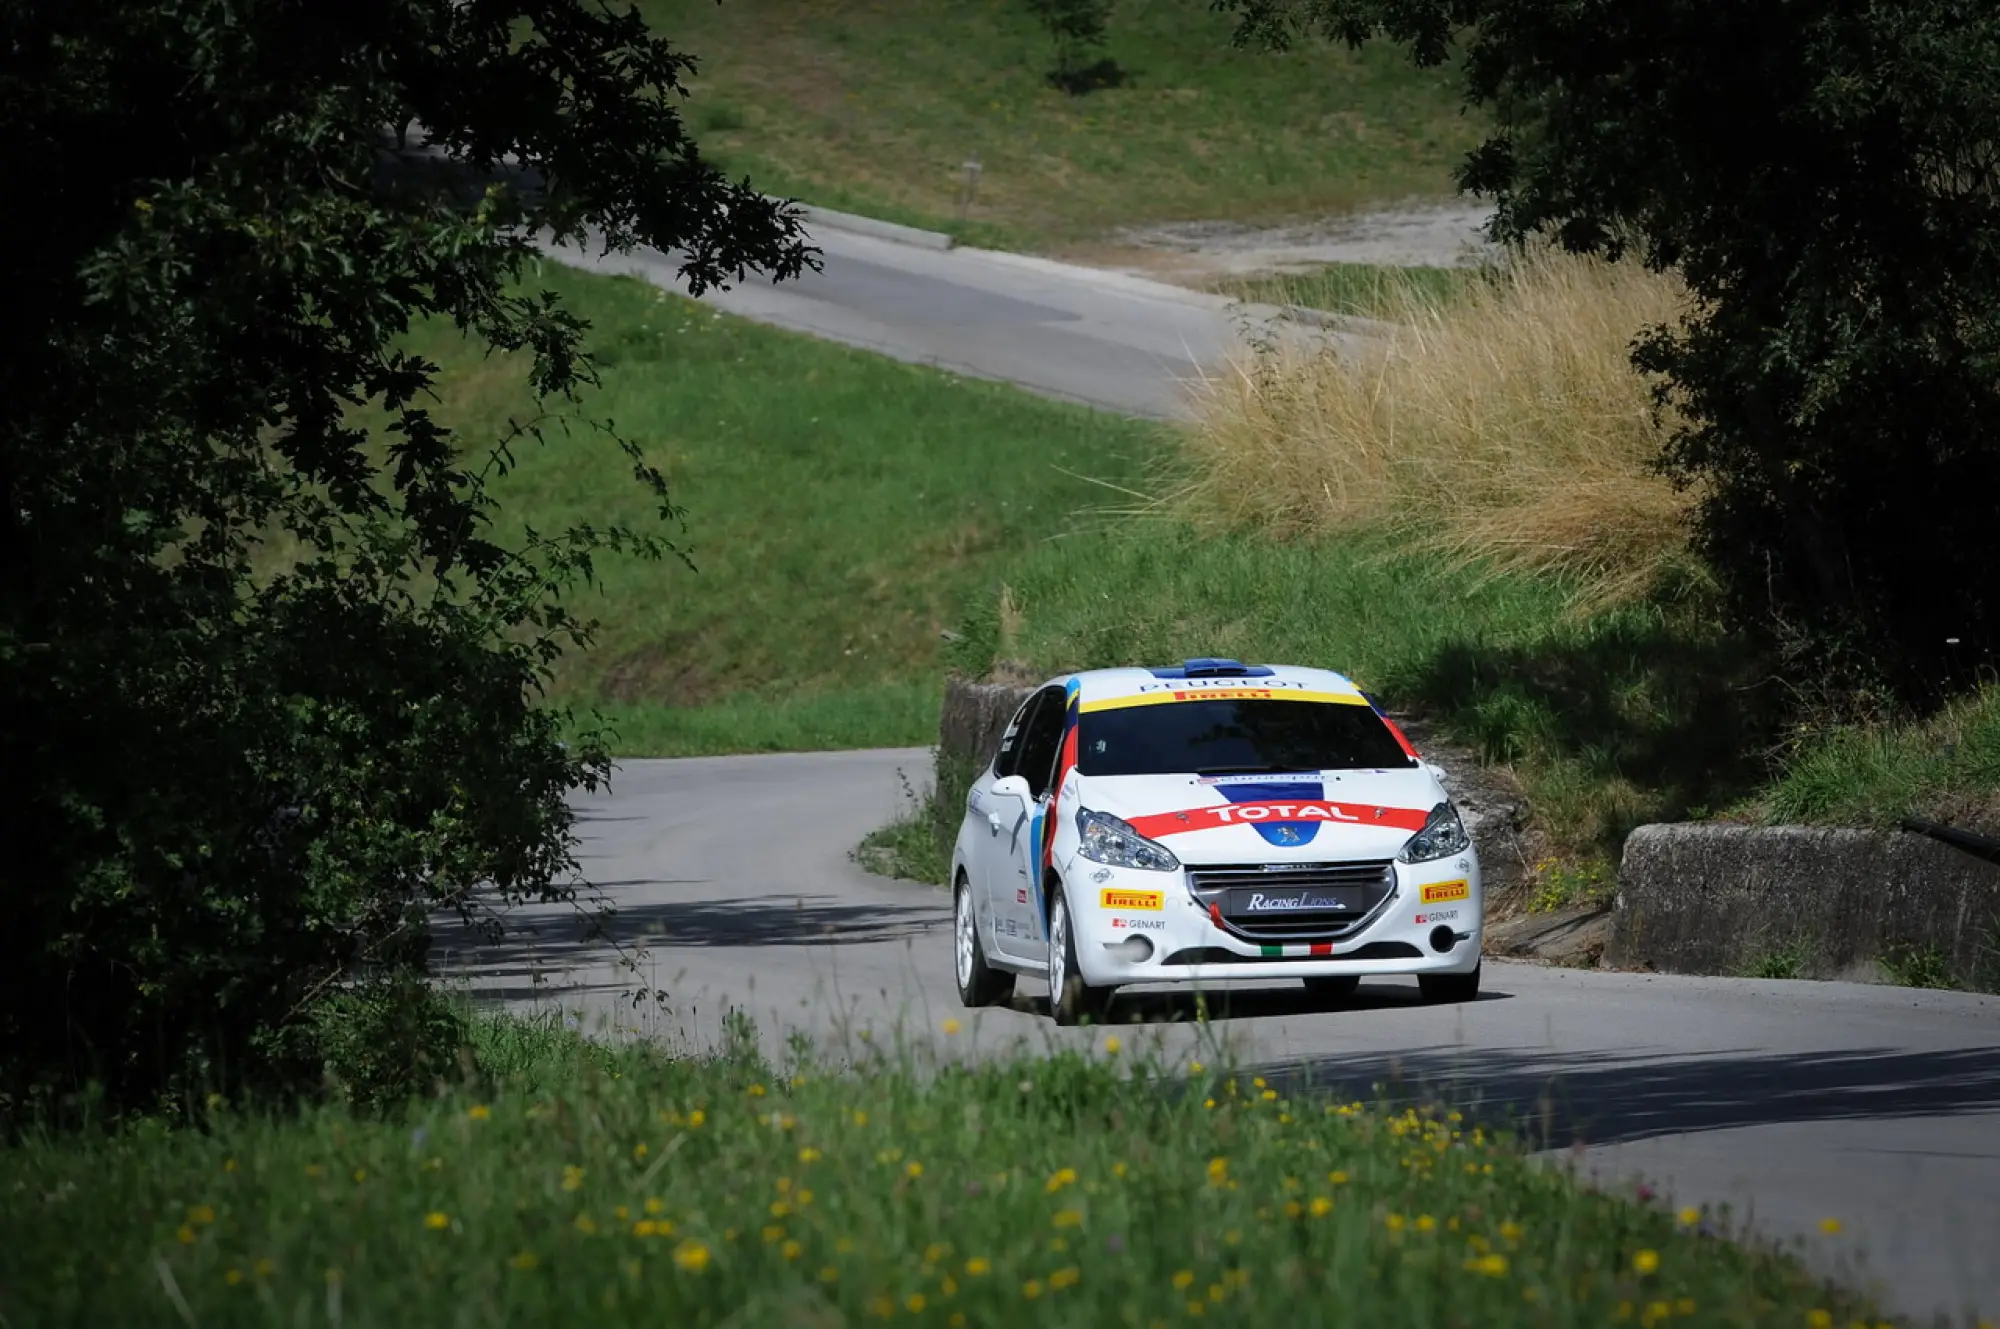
[1076,699,1415,777]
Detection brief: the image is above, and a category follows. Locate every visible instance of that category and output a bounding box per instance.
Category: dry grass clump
[1183,247,1697,606]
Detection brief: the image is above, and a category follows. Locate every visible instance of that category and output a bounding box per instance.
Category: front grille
[1186,860,1396,941]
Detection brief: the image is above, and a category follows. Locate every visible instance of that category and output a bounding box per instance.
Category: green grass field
[0,1012,1880,1329]
[636,0,1482,250]
[410,262,1161,755]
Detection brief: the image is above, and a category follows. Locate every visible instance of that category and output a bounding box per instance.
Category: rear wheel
[1418,961,1481,1004]
[1047,887,1111,1026]
[1303,975,1361,1003]
[954,879,1014,1008]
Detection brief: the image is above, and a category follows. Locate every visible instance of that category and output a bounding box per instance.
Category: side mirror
[991,774,1033,804]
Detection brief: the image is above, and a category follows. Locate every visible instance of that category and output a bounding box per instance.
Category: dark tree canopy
[1219,0,2000,700]
[0,0,812,1117]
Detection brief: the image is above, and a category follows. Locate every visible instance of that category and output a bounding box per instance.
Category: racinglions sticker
[1100,888,1164,911]
[1419,880,1470,904]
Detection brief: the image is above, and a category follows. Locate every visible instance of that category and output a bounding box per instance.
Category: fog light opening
[1428,925,1456,955]
[1105,935,1155,963]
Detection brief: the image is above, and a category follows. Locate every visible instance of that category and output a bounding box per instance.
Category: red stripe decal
[1128,800,1430,840]
[1309,942,1334,957]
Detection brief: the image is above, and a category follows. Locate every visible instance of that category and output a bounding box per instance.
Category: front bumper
[1067,852,1482,988]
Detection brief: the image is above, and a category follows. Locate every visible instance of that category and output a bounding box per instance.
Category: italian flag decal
[1259,942,1339,958]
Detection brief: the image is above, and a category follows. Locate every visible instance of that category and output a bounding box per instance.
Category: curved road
[546,220,1339,420]
[435,750,2000,1325]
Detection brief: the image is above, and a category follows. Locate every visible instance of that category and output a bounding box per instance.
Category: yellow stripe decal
[1079,688,1370,713]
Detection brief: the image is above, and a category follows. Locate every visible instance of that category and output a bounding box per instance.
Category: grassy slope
[409,262,1161,755]
[0,1013,1879,1329]
[639,0,1482,249]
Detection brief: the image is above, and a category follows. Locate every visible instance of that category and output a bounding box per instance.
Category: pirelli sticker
[1419,880,1470,905]
[1100,888,1164,912]
[1080,688,1369,713]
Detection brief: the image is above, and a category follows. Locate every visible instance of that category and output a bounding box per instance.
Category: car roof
[1043,659,1374,712]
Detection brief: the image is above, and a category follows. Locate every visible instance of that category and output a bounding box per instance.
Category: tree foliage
[1218,0,2000,700]
[0,0,813,1119]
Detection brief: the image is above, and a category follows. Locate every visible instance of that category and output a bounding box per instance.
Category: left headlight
[1076,809,1180,872]
[1397,801,1470,864]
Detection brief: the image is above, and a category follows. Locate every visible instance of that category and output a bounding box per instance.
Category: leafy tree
[1217,0,2000,702]
[1026,0,1120,93]
[0,0,813,1119]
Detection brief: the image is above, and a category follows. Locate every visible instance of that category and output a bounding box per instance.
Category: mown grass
[405,262,1158,756]
[638,0,1482,250]
[0,1012,1880,1329]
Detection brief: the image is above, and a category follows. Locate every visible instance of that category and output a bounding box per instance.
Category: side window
[991,693,1044,778]
[1015,686,1068,801]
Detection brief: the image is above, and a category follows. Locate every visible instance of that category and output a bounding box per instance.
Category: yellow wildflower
[688,1110,706,1129]
[510,1252,538,1271]
[176,1225,197,1245]
[1633,1249,1661,1276]
[575,1214,597,1234]
[907,1294,927,1313]
[1054,1209,1083,1228]
[1022,1279,1044,1300]
[468,1105,490,1121]
[424,1212,449,1231]
[1047,1167,1078,1193]
[1465,1253,1509,1277]
[1310,1196,1333,1217]
[1051,1266,1080,1289]
[1172,1269,1195,1290]
[799,1148,822,1164]
[672,1240,710,1273]
[1819,1218,1843,1235]
[943,1018,962,1035]
[781,1240,802,1261]
[966,1257,992,1276]
[1103,1036,1122,1054]
[905,1161,924,1179]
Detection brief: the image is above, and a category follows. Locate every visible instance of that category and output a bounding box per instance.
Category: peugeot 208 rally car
[950,660,1481,1024]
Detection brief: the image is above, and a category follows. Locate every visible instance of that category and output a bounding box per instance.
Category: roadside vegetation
[0,1011,1881,1329]
[635,0,1481,250]
[402,262,1161,756]
[1211,261,1486,319]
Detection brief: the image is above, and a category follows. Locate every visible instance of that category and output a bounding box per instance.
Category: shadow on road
[1007,980,1515,1025]
[1255,1042,2000,1150]
[431,889,949,1000]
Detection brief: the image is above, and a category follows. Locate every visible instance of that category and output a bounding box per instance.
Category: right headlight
[1076,808,1181,872]
[1397,801,1469,864]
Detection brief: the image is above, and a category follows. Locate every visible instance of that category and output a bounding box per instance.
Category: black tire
[1418,961,1481,1004]
[954,879,1015,1008]
[1303,975,1361,1003]
[1047,887,1111,1027]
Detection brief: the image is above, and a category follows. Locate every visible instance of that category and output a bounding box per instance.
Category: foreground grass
[0,1014,1879,1328]
[639,0,1481,250]
[407,263,1157,756]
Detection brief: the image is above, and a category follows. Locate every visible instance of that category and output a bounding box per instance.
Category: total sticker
[1419,880,1470,904]
[1100,888,1164,912]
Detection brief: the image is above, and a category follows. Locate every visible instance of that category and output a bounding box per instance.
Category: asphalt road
[543,222,1337,420]
[435,750,2000,1326]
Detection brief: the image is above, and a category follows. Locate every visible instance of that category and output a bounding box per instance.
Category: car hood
[1073,768,1446,864]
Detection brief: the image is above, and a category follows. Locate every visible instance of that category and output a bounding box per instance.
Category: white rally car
[950,660,1481,1024]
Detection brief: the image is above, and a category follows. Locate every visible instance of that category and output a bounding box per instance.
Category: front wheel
[955,880,1014,1008]
[1046,887,1111,1026]
[1418,961,1481,1004]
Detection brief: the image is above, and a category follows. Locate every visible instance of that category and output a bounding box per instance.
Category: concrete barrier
[1610,823,2000,987]
[938,677,1030,769]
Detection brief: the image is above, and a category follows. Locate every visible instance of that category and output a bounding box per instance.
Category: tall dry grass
[1183,247,1697,607]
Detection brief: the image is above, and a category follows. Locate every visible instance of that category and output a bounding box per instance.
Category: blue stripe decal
[1212,776,1325,846]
